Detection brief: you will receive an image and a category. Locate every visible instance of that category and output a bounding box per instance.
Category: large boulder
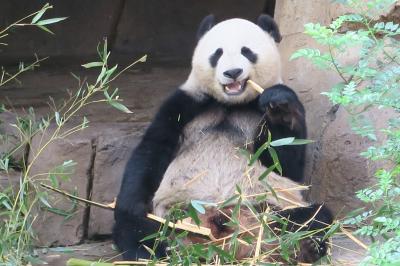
[29,126,94,246]
[88,123,146,237]
[275,0,398,214]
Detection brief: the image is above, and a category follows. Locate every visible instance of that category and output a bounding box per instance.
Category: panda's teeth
[225,81,241,92]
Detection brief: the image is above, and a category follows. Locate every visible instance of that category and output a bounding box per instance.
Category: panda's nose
[223,68,243,80]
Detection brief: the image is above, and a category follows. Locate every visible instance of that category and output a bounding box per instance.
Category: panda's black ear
[197,14,215,40]
[257,14,282,43]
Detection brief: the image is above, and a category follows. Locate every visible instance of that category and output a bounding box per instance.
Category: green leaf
[187,205,201,225]
[209,245,235,262]
[286,139,315,145]
[109,101,133,114]
[270,137,295,146]
[38,193,52,208]
[190,200,216,214]
[103,64,118,83]
[0,158,9,172]
[141,231,160,242]
[36,25,54,34]
[323,222,340,240]
[268,147,282,175]
[262,179,278,201]
[220,194,239,208]
[249,141,269,166]
[142,245,155,257]
[31,5,48,24]
[81,62,103,68]
[96,66,107,84]
[55,111,61,126]
[258,163,277,181]
[36,17,67,26]
[48,173,59,188]
[191,200,205,214]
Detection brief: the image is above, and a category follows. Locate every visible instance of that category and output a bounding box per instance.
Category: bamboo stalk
[40,183,114,210]
[40,183,215,239]
[340,226,368,250]
[146,213,214,239]
[66,258,115,266]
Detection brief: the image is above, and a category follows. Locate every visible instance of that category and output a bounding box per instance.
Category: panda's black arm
[116,89,210,216]
[254,84,307,183]
[114,89,210,259]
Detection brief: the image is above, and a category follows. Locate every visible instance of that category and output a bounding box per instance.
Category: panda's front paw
[257,85,305,131]
[258,84,297,113]
[297,237,328,263]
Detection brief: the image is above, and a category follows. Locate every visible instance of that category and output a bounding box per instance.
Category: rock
[274,0,398,214]
[113,0,265,64]
[88,123,147,237]
[0,169,20,191]
[29,126,94,246]
[309,107,397,214]
[0,0,123,64]
[35,240,120,266]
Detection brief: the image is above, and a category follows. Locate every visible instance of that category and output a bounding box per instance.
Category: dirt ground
[35,236,367,266]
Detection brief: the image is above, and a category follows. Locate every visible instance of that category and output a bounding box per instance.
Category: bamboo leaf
[287,139,315,145]
[190,200,206,214]
[268,147,282,175]
[31,6,48,24]
[36,25,54,34]
[108,101,133,114]
[81,62,103,68]
[323,222,340,240]
[36,17,67,26]
[258,163,277,181]
[270,137,295,147]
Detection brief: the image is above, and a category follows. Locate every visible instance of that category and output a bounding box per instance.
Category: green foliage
[0,4,68,87]
[0,5,145,264]
[292,0,400,265]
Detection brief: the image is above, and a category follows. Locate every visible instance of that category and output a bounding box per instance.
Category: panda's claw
[297,237,328,263]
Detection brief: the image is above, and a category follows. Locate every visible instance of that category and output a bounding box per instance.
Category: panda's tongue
[225,81,242,93]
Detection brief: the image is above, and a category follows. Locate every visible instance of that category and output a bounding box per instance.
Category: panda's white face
[183,18,282,104]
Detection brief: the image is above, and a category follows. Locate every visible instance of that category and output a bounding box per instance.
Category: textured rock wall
[0,0,267,65]
[275,0,398,214]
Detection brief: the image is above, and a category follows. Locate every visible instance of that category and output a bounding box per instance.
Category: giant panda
[113,14,333,263]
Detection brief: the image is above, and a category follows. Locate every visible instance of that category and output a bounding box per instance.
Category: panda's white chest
[152,106,306,217]
[152,107,261,214]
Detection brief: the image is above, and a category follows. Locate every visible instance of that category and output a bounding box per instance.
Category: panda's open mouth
[223,79,248,95]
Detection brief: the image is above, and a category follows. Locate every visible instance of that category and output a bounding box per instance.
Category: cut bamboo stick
[40,183,214,239]
[146,213,214,240]
[247,79,264,94]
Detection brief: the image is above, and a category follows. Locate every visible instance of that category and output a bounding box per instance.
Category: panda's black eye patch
[241,46,258,63]
[209,48,223,67]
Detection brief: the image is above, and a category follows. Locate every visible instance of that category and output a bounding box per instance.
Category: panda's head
[183,15,283,104]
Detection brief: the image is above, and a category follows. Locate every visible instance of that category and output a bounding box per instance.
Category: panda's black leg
[275,204,333,263]
[113,211,167,260]
[114,89,212,259]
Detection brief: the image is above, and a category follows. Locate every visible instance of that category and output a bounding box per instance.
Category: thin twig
[340,226,368,250]
[40,183,114,210]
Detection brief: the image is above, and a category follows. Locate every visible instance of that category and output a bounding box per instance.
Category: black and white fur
[113,14,333,262]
